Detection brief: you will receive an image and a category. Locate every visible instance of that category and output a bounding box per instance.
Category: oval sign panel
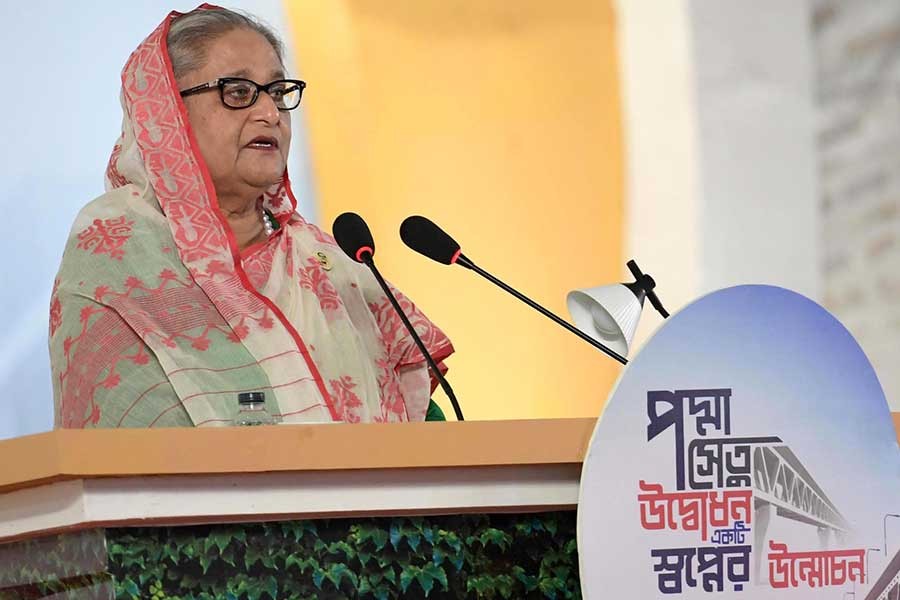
[578,285,900,599]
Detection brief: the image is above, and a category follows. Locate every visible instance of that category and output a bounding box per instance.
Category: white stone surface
[0,464,580,542]
[813,0,900,410]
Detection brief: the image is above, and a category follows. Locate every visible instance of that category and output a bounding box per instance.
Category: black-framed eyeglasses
[179,77,306,111]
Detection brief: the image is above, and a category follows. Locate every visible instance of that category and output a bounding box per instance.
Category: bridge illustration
[749,442,900,598]
[750,443,851,583]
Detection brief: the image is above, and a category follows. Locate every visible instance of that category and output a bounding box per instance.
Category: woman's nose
[251,91,280,124]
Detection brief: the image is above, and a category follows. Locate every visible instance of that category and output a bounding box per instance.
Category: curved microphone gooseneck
[332,212,465,420]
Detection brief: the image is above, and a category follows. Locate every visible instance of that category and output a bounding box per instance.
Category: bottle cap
[238,391,266,405]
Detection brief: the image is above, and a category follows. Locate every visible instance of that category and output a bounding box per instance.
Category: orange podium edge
[0,419,593,544]
[1,416,897,545]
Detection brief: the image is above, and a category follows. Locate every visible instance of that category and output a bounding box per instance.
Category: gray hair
[167,7,285,82]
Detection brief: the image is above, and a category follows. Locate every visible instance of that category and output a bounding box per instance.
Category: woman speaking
[49,6,452,428]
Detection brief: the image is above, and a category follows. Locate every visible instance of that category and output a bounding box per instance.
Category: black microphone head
[399,216,462,265]
[332,212,375,263]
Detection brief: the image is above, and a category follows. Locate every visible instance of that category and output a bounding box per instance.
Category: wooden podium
[0,419,595,599]
[2,417,898,599]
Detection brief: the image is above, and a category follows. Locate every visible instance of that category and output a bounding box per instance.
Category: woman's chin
[240,166,286,190]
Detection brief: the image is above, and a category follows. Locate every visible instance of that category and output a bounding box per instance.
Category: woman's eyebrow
[223,68,252,78]
[221,68,287,80]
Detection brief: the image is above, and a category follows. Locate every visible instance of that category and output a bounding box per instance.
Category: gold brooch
[316,251,332,271]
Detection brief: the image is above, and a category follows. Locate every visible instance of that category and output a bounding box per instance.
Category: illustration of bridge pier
[751,444,850,583]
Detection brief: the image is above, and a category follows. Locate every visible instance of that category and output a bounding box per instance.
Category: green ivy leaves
[0,512,581,599]
[399,562,449,596]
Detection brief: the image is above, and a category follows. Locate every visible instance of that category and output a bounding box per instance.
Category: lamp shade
[566,284,643,358]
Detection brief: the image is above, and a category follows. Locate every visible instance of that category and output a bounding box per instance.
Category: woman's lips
[247,136,279,150]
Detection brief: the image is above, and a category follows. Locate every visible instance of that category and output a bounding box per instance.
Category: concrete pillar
[615,0,820,351]
[817,525,830,549]
[753,501,773,584]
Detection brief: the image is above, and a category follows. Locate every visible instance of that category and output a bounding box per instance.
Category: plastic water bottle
[234,391,277,426]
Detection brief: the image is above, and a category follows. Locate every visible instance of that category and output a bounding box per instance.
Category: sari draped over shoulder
[48,7,452,428]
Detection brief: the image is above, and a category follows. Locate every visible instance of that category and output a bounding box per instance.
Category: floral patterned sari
[49,6,452,428]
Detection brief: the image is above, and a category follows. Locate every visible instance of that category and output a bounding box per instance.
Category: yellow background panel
[287,0,625,420]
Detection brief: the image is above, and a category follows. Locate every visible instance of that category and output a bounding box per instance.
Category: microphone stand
[453,254,628,365]
[361,254,465,420]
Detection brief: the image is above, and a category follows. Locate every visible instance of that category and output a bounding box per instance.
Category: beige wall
[288,0,898,418]
[288,1,626,419]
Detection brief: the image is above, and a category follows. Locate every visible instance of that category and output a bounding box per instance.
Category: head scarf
[49,5,452,428]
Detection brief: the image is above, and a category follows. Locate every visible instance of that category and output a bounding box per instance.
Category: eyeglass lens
[222,80,302,110]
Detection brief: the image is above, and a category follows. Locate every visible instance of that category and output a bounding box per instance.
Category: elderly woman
[49,6,452,428]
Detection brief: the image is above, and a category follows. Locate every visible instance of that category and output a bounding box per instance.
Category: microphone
[332,212,464,420]
[399,215,628,365]
[333,211,376,264]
